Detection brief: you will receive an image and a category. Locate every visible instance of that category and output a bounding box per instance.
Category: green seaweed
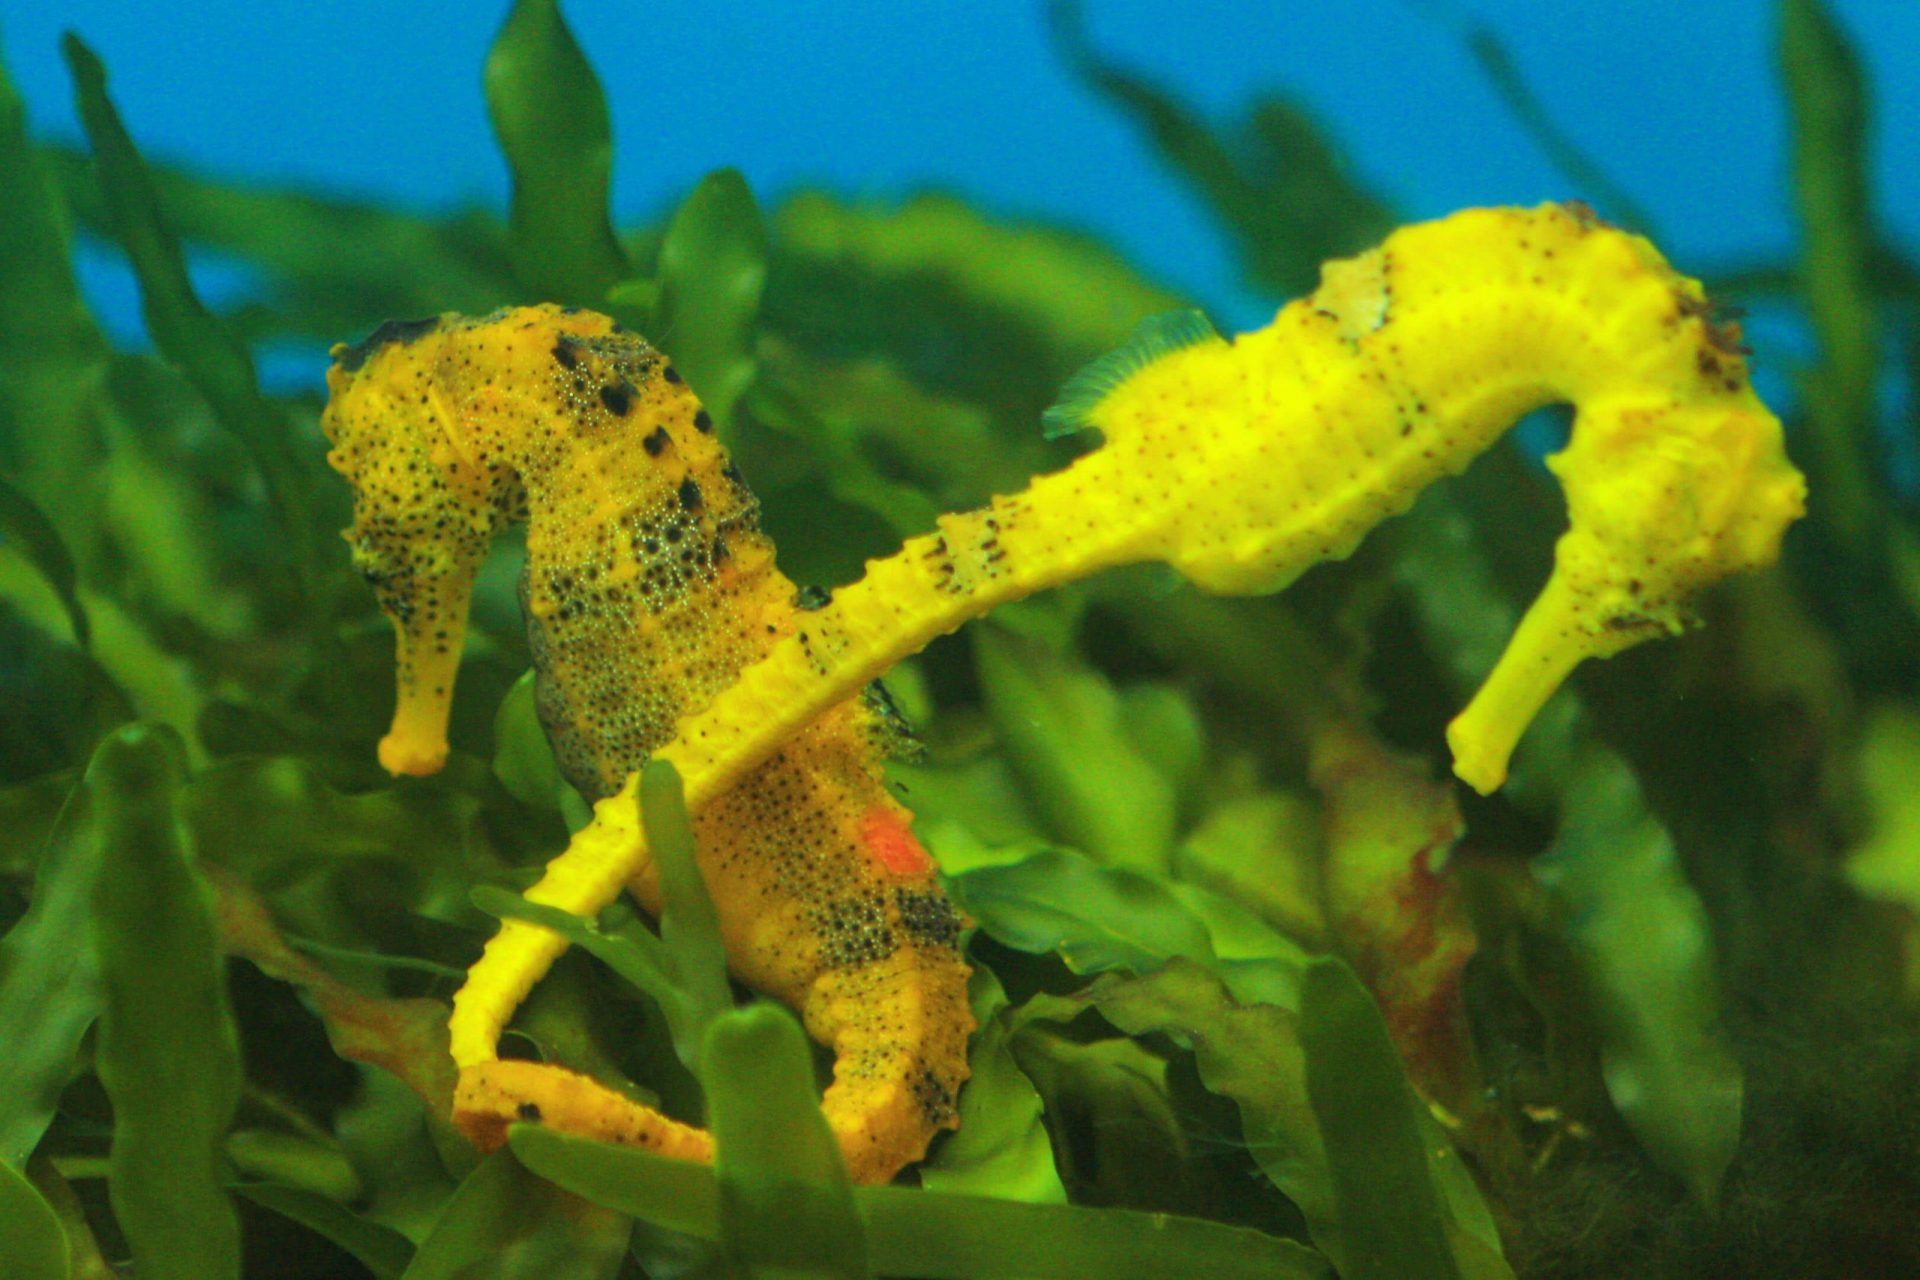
[1047,0,1392,297]
[40,141,517,343]
[0,769,102,1166]
[704,1003,868,1278]
[511,1124,1333,1279]
[401,1148,629,1279]
[1086,957,1508,1278]
[232,1182,414,1279]
[973,624,1187,874]
[649,168,769,435]
[1779,0,1881,551]
[1458,24,1656,237]
[484,0,630,307]
[0,1158,67,1280]
[645,760,733,1053]
[1299,957,1461,1280]
[0,37,111,525]
[1534,751,1745,1211]
[87,725,241,1280]
[949,843,1309,1007]
[918,966,1068,1204]
[64,36,324,610]
[476,760,728,1079]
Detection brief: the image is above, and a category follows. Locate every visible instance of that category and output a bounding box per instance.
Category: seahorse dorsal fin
[1041,308,1221,439]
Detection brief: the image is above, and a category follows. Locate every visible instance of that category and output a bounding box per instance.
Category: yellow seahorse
[329,203,1804,1185]
[323,307,973,1183]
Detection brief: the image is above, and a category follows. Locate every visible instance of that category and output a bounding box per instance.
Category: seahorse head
[1446,282,1806,794]
[321,304,760,778]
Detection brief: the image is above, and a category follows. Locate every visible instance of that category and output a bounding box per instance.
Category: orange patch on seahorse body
[862,805,934,877]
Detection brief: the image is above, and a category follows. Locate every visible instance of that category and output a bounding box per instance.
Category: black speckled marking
[910,1065,957,1125]
[335,316,441,372]
[693,408,714,433]
[893,887,963,949]
[862,680,923,762]
[678,477,704,512]
[794,584,832,611]
[643,426,671,457]
[600,381,634,416]
[817,894,897,968]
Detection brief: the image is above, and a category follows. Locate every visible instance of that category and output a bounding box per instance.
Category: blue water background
[5,1,1916,403]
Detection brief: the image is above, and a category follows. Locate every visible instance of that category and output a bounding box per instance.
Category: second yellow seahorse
[326,202,1804,1186]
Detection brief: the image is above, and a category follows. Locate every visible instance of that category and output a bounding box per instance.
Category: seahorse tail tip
[453,1060,715,1163]
[452,1058,955,1185]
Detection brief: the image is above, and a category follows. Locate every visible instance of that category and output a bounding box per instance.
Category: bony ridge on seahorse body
[328,202,1805,1185]
[323,306,973,1184]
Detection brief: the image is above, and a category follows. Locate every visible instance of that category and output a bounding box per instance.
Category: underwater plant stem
[1779,0,1882,551]
[64,35,325,618]
[1460,23,1656,237]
